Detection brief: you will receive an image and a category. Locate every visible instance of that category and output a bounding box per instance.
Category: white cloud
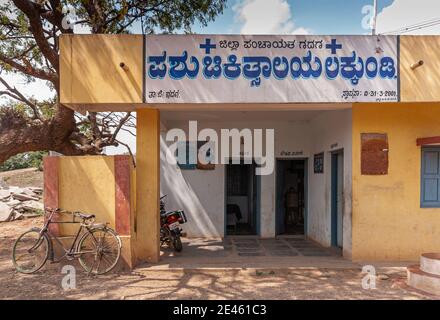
[234,0,311,34]
[377,0,440,34]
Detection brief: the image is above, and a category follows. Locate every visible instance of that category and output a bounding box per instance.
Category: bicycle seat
[76,212,95,220]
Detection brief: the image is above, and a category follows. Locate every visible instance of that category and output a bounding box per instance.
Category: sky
[1,0,440,154]
[192,0,440,35]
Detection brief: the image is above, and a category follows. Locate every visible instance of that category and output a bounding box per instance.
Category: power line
[381,19,440,34]
[390,17,440,31]
[380,17,440,34]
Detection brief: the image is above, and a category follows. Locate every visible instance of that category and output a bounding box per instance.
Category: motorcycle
[160,195,187,252]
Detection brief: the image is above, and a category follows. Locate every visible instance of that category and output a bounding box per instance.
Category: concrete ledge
[420,253,440,276]
[407,264,440,296]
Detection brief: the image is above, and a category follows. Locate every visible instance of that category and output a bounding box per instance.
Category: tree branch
[0,52,57,84]
[0,75,42,120]
[12,0,59,71]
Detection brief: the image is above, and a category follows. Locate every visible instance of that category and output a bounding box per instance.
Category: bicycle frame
[41,209,101,263]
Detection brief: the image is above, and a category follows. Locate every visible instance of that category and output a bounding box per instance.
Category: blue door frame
[331,150,343,247]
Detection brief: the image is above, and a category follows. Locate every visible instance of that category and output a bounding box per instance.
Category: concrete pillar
[114,155,135,268]
[43,156,60,235]
[135,108,160,263]
[114,155,132,236]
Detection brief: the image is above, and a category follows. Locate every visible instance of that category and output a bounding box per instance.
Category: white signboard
[144,35,399,103]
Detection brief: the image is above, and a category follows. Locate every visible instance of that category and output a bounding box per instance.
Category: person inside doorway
[284,187,299,226]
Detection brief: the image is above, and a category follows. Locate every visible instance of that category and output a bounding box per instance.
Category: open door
[276,159,306,235]
[225,160,260,235]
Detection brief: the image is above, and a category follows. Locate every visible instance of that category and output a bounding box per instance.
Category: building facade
[53,34,440,266]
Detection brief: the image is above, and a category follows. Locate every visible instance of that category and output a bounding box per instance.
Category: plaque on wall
[361,133,388,175]
[197,141,215,170]
[314,152,324,174]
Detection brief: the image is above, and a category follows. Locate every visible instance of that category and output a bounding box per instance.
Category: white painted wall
[159,108,352,257]
[160,135,224,237]
[307,109,352,257]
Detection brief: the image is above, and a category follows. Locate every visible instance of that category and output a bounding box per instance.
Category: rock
[12,193,39,201]
[12,211,23,220]
[13,205,24,212]
[21,212,42,218]
[377,274,390,280]
[0,178,7,188]
[21,188,39,197]
[21,200,44,212]
[5,199,21,208]
[8,186,22,193]
[0,189,11,200]
[0,202,13,222]
[29,187,43,195]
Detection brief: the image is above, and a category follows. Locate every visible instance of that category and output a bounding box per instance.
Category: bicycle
[12,208,122,275]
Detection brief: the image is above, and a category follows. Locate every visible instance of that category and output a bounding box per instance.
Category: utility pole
[371,0,378,35]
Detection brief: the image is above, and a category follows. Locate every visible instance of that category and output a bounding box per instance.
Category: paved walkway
[231,237,335,257]
[154,237,361,269]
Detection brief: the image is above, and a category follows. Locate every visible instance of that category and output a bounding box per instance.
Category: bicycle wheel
[172,236,183,252]
[77,227,121,275]
[12,228,50,274]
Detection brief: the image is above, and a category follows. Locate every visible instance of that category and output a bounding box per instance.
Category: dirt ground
[0,217,436,300]
[0,168,43,188]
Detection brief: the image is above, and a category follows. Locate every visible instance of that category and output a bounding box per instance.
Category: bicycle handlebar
[44,207,95,223]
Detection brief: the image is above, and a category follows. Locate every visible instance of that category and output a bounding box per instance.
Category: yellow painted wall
[57,156,116,235]
[60,34,143,105]
[352,103,440,261]
[400,36,440,102]
[58,34,440,109]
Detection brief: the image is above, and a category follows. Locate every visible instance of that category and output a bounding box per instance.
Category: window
[176,141,197,170]
[421,147,440,207]
[176,141,214,170]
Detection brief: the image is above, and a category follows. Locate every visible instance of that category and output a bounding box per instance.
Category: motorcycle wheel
[172,236,183,252]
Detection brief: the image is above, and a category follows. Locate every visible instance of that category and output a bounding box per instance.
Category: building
[51,34,440,267]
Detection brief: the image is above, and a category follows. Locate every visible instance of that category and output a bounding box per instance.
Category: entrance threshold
[156,237,353,270]
[276,235,306,239]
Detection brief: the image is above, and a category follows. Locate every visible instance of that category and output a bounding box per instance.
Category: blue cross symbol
[326,38,342,54]
[200,38,216,54]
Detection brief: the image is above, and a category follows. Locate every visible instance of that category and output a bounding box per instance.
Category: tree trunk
[0,104,83,163]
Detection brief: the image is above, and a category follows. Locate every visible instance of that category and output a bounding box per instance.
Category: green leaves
[139,0,226,34]
[0,150,48,171]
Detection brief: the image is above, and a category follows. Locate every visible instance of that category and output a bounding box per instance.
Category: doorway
[276,159,306,235]
[331,150,344,248]
[225,160,260,235]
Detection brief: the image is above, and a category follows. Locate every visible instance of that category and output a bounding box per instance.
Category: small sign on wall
[361,133,389,175]
[280,150,304,157]
[314,152,324,174]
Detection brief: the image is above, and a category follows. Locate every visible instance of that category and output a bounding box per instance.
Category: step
[420,253,440,276]
[407,265,440,296]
